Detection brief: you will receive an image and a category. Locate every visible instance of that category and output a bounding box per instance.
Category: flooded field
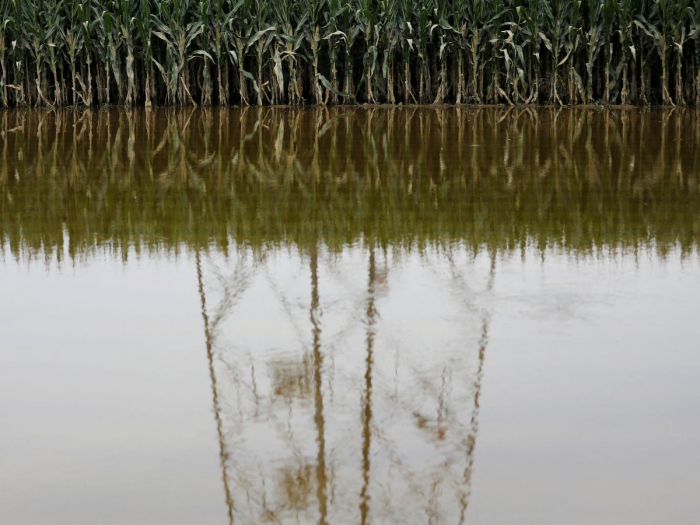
[1,108,700,525]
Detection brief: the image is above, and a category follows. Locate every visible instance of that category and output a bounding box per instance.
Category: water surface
[1,108,699,525]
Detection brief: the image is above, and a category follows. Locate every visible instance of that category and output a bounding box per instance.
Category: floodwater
[1,108,699,525]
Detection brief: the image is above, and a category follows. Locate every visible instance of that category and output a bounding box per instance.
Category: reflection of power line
[360,247,376,525]
[196,249,235,525]
[459,248,497,524]
[310,242,328,525]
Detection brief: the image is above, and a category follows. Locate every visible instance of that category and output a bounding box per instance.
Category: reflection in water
[195,243,496,523]
[2,108,700,524]
[360,248,376,525]
[459,248,495,523]
[310,242,328,525]
[1,107,699,259]
[196,249,235,524]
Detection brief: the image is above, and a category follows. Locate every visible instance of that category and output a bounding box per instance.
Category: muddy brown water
[1,108,699,524]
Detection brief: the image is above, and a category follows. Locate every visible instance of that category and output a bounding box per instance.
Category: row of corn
[0,0,699,107]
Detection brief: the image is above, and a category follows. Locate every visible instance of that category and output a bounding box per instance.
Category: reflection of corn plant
[3,108,700,259]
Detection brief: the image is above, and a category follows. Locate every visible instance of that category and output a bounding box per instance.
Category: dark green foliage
[0,0,698,106]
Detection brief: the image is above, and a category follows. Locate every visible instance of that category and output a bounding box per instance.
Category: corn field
[0,0,699,107]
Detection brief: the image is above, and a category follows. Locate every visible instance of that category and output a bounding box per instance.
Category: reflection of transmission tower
[195,242,494,524]
[360,246,376,525]
[459,247,496,524]
[310,241,329,525]
[196,249,234,525]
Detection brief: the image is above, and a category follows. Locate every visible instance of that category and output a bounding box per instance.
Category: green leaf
[317,72,351,97]
[190,49,214,62]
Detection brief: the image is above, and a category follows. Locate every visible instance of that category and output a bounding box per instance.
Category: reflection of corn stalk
[3,108,700,263]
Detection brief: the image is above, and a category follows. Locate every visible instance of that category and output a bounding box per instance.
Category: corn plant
[378,0,400,103]
[693,0,700,105]
[152,0,203,105]
[340,0,360,103]
[414,0,431,102]
[356,0,381,102]
[487,0,507,104]
[583,0,604,103]
[636,0,692,105]
[230,0,254,105]
[432,0,452,103]
[20,0,50,106]
[208,0,234,106]
[61,0,83,106]
[244,0,275,105]
[617,0,636,104]
[0,0,10,107]
[518,0,547,103]
[398,0,416,103]
[273,0,302,104]
[601,0,618,104]
[500,8,529,104]
[693,0,700,106]
[0,0,698,107]
[115,0,137,106]
[6,0,25,106]
[324,0,350,103]
[42,0,63,106]
[135,0,154,107]
[302,0,325,103]
[670,0,693,105]
[197,0,214,106]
